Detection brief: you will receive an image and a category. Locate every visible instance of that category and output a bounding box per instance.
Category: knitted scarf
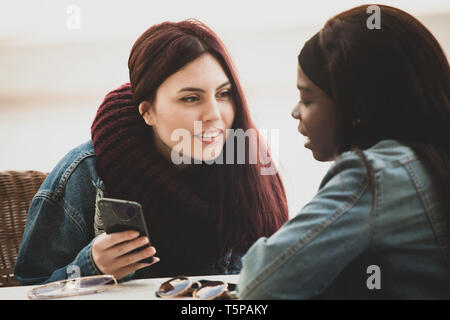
[91,83,228,277]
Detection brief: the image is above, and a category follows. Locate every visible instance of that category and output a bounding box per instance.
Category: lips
[297,124,311,149]
[194,128,223,144]
[297,126,307,137]
[304,138,312,149]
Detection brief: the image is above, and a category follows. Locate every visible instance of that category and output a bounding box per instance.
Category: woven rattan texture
[0,171,47,286]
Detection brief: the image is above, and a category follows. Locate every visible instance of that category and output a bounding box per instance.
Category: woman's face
[291,64,339,162]
[139,53,235,163]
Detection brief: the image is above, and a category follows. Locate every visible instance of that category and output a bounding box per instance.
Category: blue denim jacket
[238,140,450,299]
[14,141,242,285]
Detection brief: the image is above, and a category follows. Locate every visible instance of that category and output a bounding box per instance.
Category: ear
[138,101,155,126]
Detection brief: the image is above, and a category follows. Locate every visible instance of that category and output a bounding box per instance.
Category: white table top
[0,274,240,300]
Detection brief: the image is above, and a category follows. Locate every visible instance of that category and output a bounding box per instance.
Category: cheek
[303,108,335,145]
[320,122,337,146]
[315,111,339,157]
[299,107,312,132]
[154,109,196,144]
[221,102,235,129]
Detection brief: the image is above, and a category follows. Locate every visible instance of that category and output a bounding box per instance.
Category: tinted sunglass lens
[194,283,227,299]
[158,277,190,297]
[79,275,115,288]
[30,282,64,297]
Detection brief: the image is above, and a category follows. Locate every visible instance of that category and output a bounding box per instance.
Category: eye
[180,95,200,103]
[299,99,311,106]
[217,89,232,100]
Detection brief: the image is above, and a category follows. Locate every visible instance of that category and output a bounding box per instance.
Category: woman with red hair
[15,19,288,285]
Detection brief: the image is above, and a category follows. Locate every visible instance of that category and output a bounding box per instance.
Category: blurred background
[1,0,449,217]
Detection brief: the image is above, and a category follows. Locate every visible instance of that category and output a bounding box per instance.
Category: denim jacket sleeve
[14,141,103,285]
[237,152,374,299]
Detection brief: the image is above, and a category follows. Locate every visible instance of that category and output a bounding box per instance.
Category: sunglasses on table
[156,276,238,300]
[27,274,237,300]
[27,275,118,300]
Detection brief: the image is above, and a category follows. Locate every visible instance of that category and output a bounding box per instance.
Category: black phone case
[97,198,154,264]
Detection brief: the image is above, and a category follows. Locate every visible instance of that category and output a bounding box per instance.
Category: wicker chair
[0,171,48,287]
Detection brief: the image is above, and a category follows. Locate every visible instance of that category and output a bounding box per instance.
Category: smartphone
[96,197,153,264]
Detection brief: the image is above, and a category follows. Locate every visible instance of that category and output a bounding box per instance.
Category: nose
[291,103,301,119]
[201,97,222,122]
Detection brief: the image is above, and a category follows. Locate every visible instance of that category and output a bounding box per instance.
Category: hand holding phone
[92,198,159,279]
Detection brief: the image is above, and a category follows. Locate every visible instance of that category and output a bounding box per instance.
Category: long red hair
[128,19,288,255]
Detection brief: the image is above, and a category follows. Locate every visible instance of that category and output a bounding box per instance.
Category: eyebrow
[178,81,231,93]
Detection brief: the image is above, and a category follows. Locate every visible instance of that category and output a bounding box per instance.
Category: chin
[312,150,334,162]
[190,146,225,163]
[312,154,325,162]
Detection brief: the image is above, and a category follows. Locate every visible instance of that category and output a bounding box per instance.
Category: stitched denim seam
[370,156,416,171]
[54,151,96,198]
[35,190,60,203]
[61,199,88,242]
[241,178,369,298]
[405,163,431,221]
[368,170,381,248]
[88,240,103,275]
[30,194,88,243]
[397,155,417,165]
[405,162,450,269]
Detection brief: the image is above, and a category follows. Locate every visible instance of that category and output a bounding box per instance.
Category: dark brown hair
[128,19,289,254]
[310,5,450,212]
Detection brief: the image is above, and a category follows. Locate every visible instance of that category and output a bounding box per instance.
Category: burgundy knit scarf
[91,83,226,277]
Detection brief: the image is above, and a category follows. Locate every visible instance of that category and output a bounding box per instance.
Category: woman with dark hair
[238,5,450,299]
[14,20,288,285]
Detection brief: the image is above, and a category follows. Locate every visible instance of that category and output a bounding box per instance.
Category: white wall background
[1,0,449,217]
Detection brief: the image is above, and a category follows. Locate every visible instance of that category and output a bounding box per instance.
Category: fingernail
[140,237,149,245]
[129,231,139,238]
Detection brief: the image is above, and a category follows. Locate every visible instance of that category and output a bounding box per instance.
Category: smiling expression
[139,54,235,163]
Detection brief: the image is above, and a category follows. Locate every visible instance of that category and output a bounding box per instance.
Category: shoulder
[319,140,418,188]
[359,139,418,170]
[38,140,101,201]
